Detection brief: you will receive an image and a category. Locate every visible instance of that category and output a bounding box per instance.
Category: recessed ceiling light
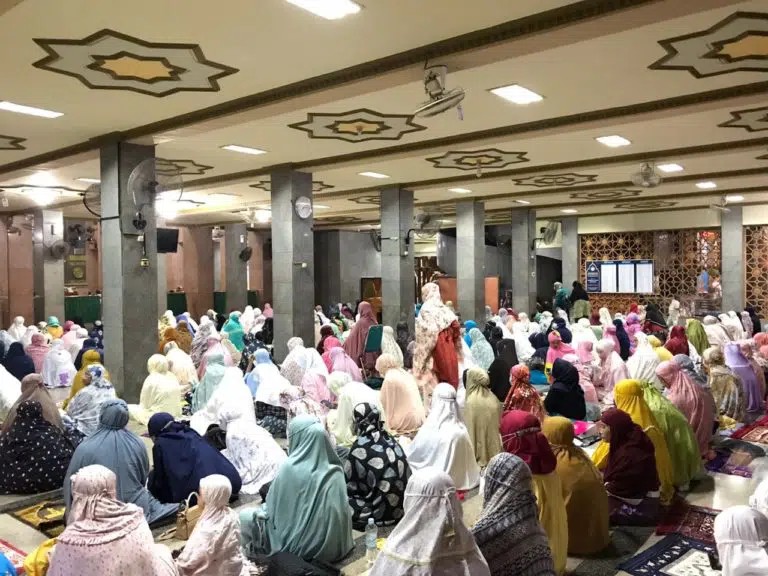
[358,171,389,179]
[696,181,717,190]
[314,204,330,209]
[285,0,361,19]
[725,194,745,203]
[75,178,100,184]
[221,144,267,155]
[514,199,531,205]
[0,101,63,118]
[489,84,543,105]
[449,187,471,194]
[561,209,578,214]
[657,163,684,173]
[595,135,631,148]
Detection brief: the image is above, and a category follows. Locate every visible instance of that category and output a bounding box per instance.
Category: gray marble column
[100,142,158,402]
[561,217,579,287]
[380,186,414,335]
[510,209,537,315]
[32,209,65,323]
[271,168,314,360]
[456,200,485,322]
[225,223,248,313]
[720,206,744,312]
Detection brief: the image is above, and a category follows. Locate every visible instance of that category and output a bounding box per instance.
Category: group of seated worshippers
[2,294,768,575]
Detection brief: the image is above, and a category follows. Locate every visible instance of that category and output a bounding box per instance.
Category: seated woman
[595,339,629,403]
[64,400,179,525]
[190,367,255,436]
[64,348,102,409]
[704,346,746,423]
[24,333,49,373]
[405,383,480,491]
[3,342,35,381]
[191,353,226,413]
[468,328,495,371]
[380,325,404,367]
[464,367,502,467]
[501,410,568,575]
[41,339,77,388]
[0,400,74,494]
[345,403,410,531]
[592,380,675,505]
[240,415,354,564]
[219,403,286,495]
[128,355,182,426]
[542,416,610,555]
[49,465,176,576]
[176,475,250,576]
[544,358,587,421]
[656,360,715,457]
[329,372,380,446]
[371,467,490,576]
[3,373,63,434]
[146,412,241,505]
[163,341,198,395]
[503,364,547,423]
[714,506,768,574]
[471,453,555,575]
[725,342,763,413]
[327,347,363,382]
[65,364,117,437]
[598,408,660,526]
[376,353,424,437]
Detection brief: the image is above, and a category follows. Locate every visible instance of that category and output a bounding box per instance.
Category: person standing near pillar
[413,283,461,406]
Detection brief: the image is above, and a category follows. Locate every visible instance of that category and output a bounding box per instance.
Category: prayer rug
[655,498,719,543]
[731,415,768,443]
[704,449,754,478]
[570,525,655,576]
[618,534,717,576]
[11,500,66,538]
[0,539,26,574]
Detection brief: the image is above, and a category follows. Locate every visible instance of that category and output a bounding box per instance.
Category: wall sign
[585,260,654,294]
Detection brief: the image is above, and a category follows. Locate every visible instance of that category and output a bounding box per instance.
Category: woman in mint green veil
[239,415,353,564]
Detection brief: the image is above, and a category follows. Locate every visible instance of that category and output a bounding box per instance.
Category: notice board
[585,260,654,294]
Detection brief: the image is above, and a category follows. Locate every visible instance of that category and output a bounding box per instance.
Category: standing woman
[570,281,591,322]
[500,410,568,575]
[704,346,745,423]
[542,416,610,555]
[464,367,502,467]
[503,364,547,423]
[469,328,495,371]
[343,301,378,371]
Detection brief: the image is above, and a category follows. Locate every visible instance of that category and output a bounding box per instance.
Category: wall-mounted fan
[631,162,662,188]
[211,226,225,241]
[414,64,465,119]
[369,229,381,252]
[532,220,559,250]
[413,212,442,240]
[82,184,101,218]
[240,207,270,227]
[127,158,184,231]
[48,239,70,260]
[709,196,732,214]
[238,247,253,262]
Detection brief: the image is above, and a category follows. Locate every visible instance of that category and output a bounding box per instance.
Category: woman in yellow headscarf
[592,379,674,504]
[648,336,673,362]
[542,416,610,556]
[63,349,103,409]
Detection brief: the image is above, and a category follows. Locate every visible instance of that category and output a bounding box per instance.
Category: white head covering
[381,325,404,367]
[41,339,77,388]
[0,364,21,421]
[626,333,661,387]
[370,467,490,576]
[127,355,182,426]
[750,478,768,518]
[20,325,39,349]
[189,367,254,436]
[253,361,291,407]
[175,474,248,575]
[219,404,287,495]
[163,344,199,390]
[7,316,25,341]
[162,310,177,329]
[331,380,380,447]
[599,307,612,328]
[714,505,768,575]
[405,383,480,491]
[538,311,553,333]
[240,305,255,334]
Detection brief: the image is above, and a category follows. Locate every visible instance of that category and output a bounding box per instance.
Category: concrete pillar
[720,206,744,312]
[381,186,414,334]
[456,200,485,322]
[183,226,214,318]
[271,168,314,360]
[32,209,65,323]
[561,217,579,287]
[225,223,248,313]
[100,142,158,402]
[510,209,537,315]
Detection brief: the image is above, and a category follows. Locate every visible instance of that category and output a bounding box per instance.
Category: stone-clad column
[100,142,158,402]
[510,209,537,315]
[225,223,248,313]
[561,216,579,288]
[720,206,744,312]
[32,209,64,323]
[380,186,414,335]
[271,168,314,360]
[456,200,485,322]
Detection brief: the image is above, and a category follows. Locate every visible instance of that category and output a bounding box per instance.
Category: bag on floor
[175,492,202,540]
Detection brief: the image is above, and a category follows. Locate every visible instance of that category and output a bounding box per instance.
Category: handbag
[175,492,202,540]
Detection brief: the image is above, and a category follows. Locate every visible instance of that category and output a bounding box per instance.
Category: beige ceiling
[0,0,766,227]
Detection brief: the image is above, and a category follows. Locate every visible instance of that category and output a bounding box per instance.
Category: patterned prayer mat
[0,539,27,574]
[704,449,754,478]
[11,499,66,538]
[618,534,717,576]
[656,498,719,543]
[570,526,655,576]
[731,415,768,444]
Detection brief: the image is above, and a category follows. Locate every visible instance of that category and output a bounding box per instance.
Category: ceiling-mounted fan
[630,162,663,188]
[413,64,465,119]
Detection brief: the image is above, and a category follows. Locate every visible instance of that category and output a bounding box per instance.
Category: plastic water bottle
[365,517,378,566]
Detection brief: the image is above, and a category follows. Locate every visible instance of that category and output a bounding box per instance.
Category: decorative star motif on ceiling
[512,173,597,188]
[718,106,768,132]
[33,28,238,97]
[156,158,214,176]
[570,189,641,200]
[426,149,529,172]
[249,180,334,193]
[0,135,26,151]
[348,195,380,206]
[614,200,678,209]
[289,109,426,143]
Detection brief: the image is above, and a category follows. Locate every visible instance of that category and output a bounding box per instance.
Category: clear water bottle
[365,517,378,566]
